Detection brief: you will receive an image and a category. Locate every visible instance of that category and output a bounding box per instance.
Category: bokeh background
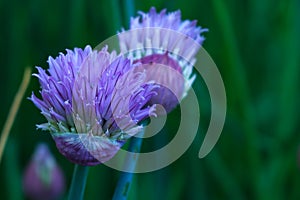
[1,0,300,199]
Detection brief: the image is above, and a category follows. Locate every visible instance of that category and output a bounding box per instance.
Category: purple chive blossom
[30,46,158,166]
[23,143,65,200]
[118,7,208,112]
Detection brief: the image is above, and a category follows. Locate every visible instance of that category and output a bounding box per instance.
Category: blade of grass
[4,139,22,200]
[268,0,300,198]
[205,150,245,200]
[276,0,300,142]
[211,0,261,198]
[0,67,31,163]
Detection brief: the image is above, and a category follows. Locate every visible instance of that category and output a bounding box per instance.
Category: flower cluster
[31,46,158,165]
[118,7,207,112]
[31,7,206,166]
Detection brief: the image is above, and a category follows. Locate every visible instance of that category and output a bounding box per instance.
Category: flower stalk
[68,165,89,200]
[123,0,135,28]
[112,128,144,200]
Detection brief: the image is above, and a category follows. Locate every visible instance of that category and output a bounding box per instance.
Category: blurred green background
[1,0,300,199]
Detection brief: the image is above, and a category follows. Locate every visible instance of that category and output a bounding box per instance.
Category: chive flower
[23,143,65,200]
[30,46,157,166]
[118,7,207,112]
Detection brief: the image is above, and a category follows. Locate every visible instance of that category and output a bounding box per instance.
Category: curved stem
[0,67,31,163]
[68,165,89,200]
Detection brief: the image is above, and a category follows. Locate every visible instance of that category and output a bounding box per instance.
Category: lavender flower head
[30,46,157,165]
[23,143,65,200]
[119,7,207,112]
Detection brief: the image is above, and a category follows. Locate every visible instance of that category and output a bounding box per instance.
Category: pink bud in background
[23,143,65,200]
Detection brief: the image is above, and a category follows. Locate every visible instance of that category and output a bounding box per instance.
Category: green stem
[110,0,122,32]
[123,0,135,28]
[112,129,144,200]
[68,165,89,200]
[69,0,86,45]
